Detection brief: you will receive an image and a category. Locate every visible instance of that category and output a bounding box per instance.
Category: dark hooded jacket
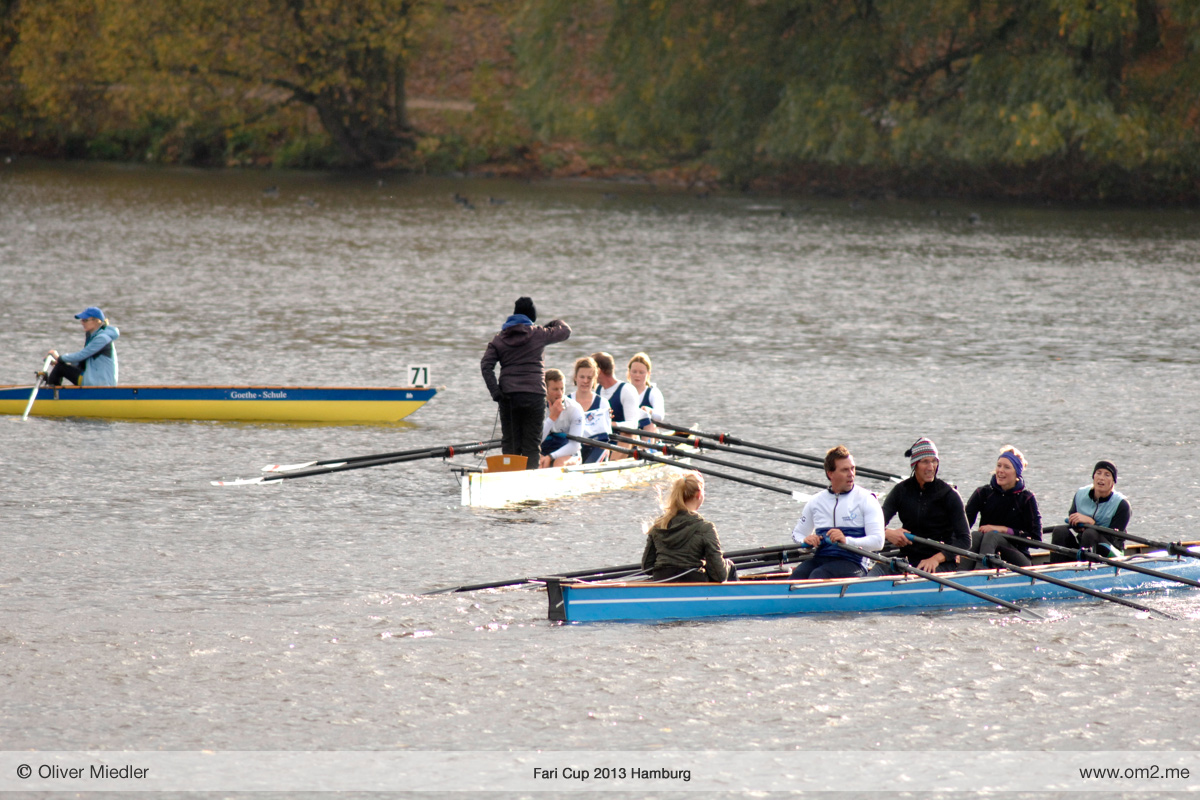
[480,316,571,398]
[641,510,730,582]
[881,476,971,565]
[965,477,1043,557]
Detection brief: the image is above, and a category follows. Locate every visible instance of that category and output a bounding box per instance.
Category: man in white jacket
[790,445,884,579]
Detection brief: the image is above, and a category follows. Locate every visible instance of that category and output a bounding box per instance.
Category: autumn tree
[11,0,431,165]
[516,0,1200,197]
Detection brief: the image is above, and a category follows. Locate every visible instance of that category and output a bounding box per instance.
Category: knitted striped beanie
[905,437,939,467]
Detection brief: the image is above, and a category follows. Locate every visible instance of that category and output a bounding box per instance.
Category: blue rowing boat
[545,552,1200,622]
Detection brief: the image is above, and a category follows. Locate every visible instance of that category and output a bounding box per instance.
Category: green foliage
[273,134,339,169]
[514,0,1200,198]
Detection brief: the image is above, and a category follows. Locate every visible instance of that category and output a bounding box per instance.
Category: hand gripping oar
[212,440,499,486]
[833,541,1043,619]
[262,438,502,473]
[423,543,816,594]
[566,435,812,501]
[609,432,829,490]
[905,534,1180,620]
[21,355,54,421]
[613,423,839,473]
[1044,524,1200,561]
[1002,533,1200,590]
[654,419,903,483]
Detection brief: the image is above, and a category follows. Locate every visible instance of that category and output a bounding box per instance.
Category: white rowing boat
[452,457,686,508]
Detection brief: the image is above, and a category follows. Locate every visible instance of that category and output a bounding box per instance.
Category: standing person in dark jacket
[869,437,970,575]
[480,298,570,469]
[641,472,736,583]
[958,445,1043,570]
[1048,460,1131,561]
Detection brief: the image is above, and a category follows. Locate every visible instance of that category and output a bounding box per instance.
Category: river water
[1,161,1199,797]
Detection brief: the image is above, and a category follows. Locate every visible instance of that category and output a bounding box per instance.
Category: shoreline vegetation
[2,0,1199,205]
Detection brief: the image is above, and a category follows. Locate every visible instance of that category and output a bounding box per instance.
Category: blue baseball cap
[74,306,105,321]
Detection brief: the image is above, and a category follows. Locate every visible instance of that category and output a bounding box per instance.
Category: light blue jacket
[61,325,120,386]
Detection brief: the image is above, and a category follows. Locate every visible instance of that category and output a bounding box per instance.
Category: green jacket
[641,510,730,582]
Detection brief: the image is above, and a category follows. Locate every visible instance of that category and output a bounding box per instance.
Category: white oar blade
[211,476,272,487]
[791,490,814,503]
[261,460,326,473]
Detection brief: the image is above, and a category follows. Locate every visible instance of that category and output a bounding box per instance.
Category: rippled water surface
[2,162,1200,796]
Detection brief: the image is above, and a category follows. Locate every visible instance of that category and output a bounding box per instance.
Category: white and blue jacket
[791,484,885,569]
[568,391,612,439]
[541,397,585,460]
[599,380,640,426]
[636,384,665,428]
[61,324,120,386]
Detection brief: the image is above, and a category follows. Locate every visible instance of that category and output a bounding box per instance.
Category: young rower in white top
[626,352,665,433]
[591,351,639,459]
[539,368,584,468]
[567,356,612,464]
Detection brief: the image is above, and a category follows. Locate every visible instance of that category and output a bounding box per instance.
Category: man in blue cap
[43,306,120,386]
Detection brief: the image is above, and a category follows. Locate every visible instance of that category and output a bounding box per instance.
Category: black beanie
[1093,460,1118,483]
[513,297,536,322]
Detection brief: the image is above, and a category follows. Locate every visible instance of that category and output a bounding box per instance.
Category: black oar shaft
[566,435,797,496]
[836,542,1033,615]
[656,419,902,482]
[609,433,828,490]
[1045,524,1200,560]
[426,542,818,595]
[906,534,1177,619]
[264,440,497,481]
[308,438,502,468]
[1003,534,1200,589]
[613,424,831,472]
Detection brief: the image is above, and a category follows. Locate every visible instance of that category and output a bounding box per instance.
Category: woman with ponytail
[641,473,736,583]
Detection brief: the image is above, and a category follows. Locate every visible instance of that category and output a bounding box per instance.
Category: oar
[21,355,54,421]
[613,423,836,473]
[212,440,499,486]
[566,435,810,500]
[262,438,502,473]
[609,432,829,490]
[834,540,1043,619]
[655,419,903,483]
[905,534,1179,620]
[1045,524,1200,561]
[1002,533,1200,590]
[424,542,815,594]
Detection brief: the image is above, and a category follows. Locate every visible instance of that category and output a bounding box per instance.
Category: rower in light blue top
[1049,460,1131,561]
[43,306,120,386]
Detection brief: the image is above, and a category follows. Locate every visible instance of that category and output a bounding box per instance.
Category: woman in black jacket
[959,446,1043,570]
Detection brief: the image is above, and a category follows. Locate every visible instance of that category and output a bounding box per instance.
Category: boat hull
[548,555,1200,622]
[459,458,682,508]
[0,384,436,423]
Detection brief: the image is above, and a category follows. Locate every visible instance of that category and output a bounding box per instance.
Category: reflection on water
[2,161,1200,762]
